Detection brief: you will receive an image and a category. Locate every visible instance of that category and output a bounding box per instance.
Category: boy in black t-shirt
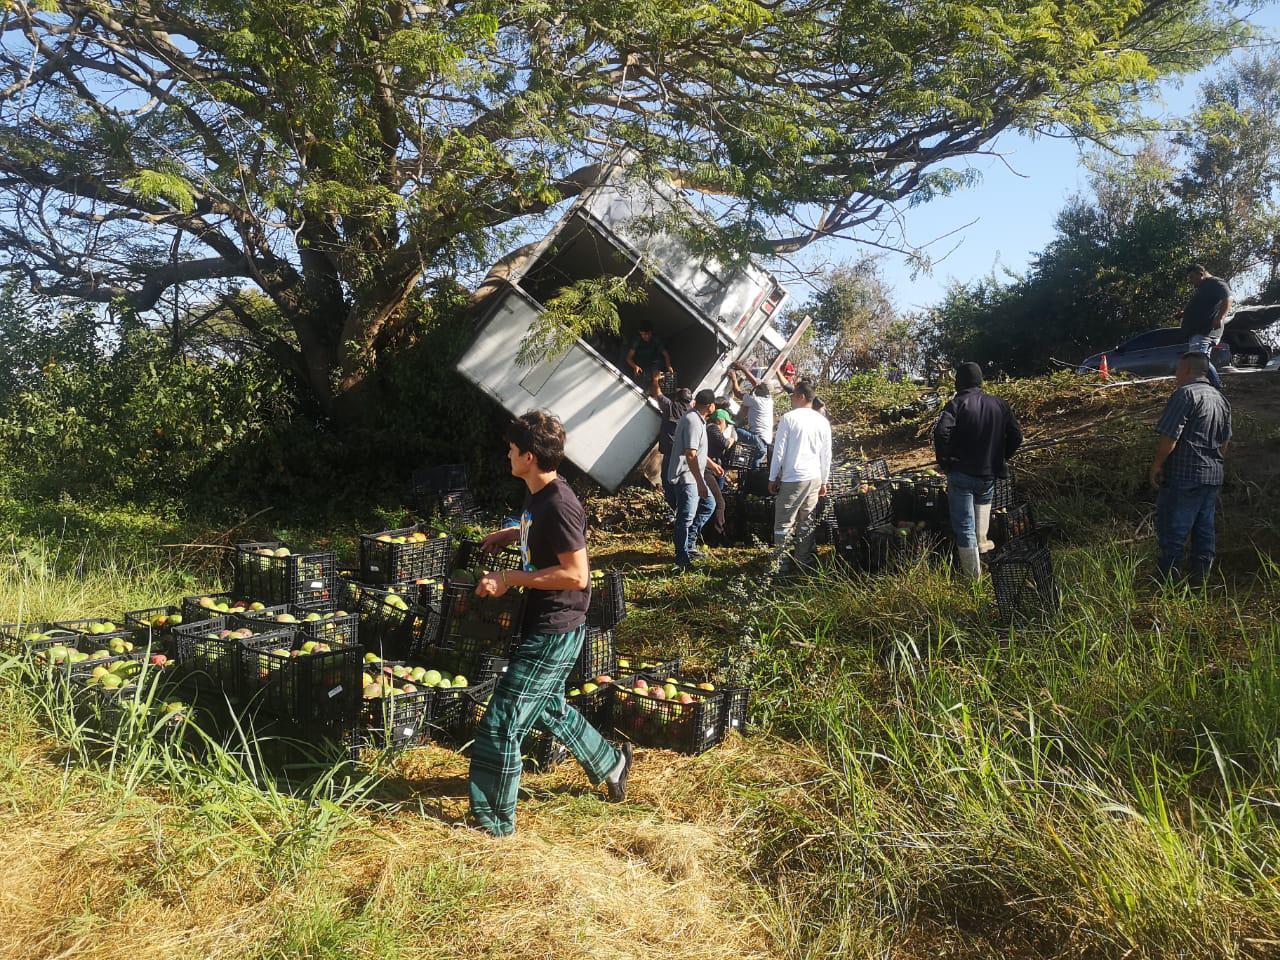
[468,412,632,836]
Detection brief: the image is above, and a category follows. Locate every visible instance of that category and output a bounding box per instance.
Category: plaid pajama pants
[468,624,620,836]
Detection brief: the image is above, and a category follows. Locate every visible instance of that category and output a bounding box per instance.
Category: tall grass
[728,539,1280,958]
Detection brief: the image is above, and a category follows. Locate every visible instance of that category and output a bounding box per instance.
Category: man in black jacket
[932,363,1024,578]
[1181,264,1231,390]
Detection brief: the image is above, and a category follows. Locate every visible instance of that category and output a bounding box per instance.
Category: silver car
[1077,305,1280,376]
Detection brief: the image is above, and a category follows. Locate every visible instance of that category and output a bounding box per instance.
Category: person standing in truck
[626,319,674,384]
[1181,264,1231,390]
[468,411,633,836]
[727,362,775,462]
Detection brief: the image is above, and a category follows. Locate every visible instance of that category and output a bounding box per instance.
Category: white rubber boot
[956,546,982,579]
[975,503,995,554]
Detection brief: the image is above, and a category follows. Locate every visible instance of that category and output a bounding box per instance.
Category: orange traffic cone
[1099,353,1110,382]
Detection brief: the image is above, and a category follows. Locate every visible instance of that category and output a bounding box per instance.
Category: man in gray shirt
[668,389,718,568]
[1149,352,1232,584]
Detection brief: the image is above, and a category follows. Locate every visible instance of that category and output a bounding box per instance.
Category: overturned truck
[456,166,791,491]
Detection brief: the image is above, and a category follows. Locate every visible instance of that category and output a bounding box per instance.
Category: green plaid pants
[468,624,620,836]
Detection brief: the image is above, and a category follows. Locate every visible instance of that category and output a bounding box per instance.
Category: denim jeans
[1188,334,1223,388]
[673,482,716,565]
[1156,480,1219,581]
[947,471,994,548]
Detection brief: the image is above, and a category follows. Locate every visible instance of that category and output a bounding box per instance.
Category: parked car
[1077,304,1280,377]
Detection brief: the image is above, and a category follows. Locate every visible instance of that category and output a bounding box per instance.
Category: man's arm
[819,421,832,496]
[685,447,709,496]
[661,347,674,372]
[1005,403,1024,459]
[1149,435,1178,489]
[933,404,956,466]
[1213,296,1232,330]
[477,547,588,597]
[731,361,763,389]
[480,526,520,552]
[625,344,641,375]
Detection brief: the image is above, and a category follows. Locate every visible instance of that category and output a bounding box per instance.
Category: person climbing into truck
[468,411,632,836]
[727,362,775,462]
[626,319,674,384]
[932,362,1024,579]
[650,371,689,513]
[1180,264,1231,390]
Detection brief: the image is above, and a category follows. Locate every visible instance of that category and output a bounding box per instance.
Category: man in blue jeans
[1181,264,1232,389]
[669,389,718,569]
[1149,352,1232,585]
[933,362,1023,578]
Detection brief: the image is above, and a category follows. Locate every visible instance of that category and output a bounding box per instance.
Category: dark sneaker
[606,742,634,802]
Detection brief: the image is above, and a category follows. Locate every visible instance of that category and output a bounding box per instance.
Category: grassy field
[4,372,1280,959]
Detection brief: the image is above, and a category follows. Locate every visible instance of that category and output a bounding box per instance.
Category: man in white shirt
[768,380,832,571]
[727,363,776,453]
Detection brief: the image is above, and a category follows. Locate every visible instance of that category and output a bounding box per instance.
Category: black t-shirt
[1182,277,1231,337]
[707,420,728,465]
[518,477,590,634]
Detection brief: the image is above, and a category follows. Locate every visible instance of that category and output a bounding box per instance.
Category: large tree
[0,0,1242,413]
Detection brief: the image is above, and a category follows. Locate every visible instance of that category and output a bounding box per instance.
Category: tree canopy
[921,48,1280,376]
[0,0,1243,411]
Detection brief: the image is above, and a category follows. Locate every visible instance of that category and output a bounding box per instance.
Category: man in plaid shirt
[1149,353,1232,584]
[468,411,632,836]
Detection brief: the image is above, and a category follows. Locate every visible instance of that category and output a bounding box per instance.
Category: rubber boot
[957,546,981,580]
[975,503,995,554]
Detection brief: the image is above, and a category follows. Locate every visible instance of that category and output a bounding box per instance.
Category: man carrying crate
[468,411,632,836]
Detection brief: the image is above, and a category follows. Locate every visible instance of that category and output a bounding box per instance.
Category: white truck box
[457,167,789,491]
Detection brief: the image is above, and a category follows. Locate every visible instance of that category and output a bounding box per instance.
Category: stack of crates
[233,542,337,612]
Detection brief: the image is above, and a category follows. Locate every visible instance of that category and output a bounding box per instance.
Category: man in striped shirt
[1149,352,1232,585]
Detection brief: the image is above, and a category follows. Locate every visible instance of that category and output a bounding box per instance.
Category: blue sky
[808,3,1280,314]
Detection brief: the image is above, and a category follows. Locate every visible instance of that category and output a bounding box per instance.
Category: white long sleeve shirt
[769,407,832,484]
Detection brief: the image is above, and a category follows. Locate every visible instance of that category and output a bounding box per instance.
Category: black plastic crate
[833,482,893,531]
[230,605,360,649]
[335,571,416,612]
[355,661,436,748]
[180,593,270,623]
[434,489,482,523]
[233,542,337,609]
[464,692,571,771]
[738,467,772,498]
[0,621,89,656]
[432,676,499,745]
[992,475,1017,511]
[915,479,951,531]
[720,686,751,738]
[170,619,290,695]
[616,654,681,677]
[568,626,618,687]
[240,634,361,728]
[412,463,470,496]
[359,524,452,585]
[439,580,525,660]
[853,458,890,483]
[991,544,1059,622]
[565,681,614,728]
[609,677,725,755]
[412,642,508,684]
[356,586,433,660]
[452,539,524,575]
[33,632,146,683]
[123,606,187,650]
[586,570,626,629]
[724,442,758,471]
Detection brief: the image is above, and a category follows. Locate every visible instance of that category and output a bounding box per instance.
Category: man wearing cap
[650,370,690,512]
[933,362,1024,579]
[668,389,719,569]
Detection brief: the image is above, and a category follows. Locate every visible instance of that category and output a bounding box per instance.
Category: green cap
[713,409,733,423]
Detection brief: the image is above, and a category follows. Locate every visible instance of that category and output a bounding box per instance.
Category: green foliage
[517,276,648,367]
[0,329,288,504]
[922,52,1280,374]
[0,0,1243,411]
